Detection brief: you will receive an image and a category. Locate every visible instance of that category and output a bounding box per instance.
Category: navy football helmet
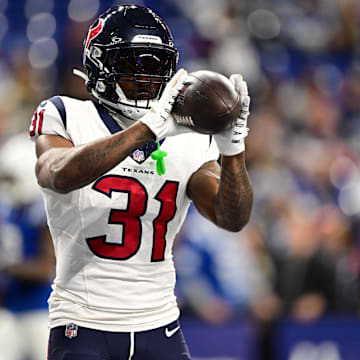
[82,5,179,120]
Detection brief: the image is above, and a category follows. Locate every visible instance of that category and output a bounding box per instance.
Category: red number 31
[29,109,45,137]
[86,175,179,262]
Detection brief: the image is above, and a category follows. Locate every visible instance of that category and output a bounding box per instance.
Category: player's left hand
[214,74,250,156]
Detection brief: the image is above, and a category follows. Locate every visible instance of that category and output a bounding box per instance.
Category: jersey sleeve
[29,97,72,142]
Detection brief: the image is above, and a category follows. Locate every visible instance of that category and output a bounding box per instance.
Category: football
[171,70,241,134]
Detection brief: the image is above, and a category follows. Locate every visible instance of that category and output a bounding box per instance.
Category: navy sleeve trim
[92,101,122,134]
[49,96,67,129]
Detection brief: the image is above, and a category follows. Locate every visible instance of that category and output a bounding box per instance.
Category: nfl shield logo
[132,149,145,163]
[65,323,78,339]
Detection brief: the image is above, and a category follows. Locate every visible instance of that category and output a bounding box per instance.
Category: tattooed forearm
[43,121,153,193]
[215,153,253,231]
[187,154,252,232]
[135,130,155,143]
[79,135,127,167]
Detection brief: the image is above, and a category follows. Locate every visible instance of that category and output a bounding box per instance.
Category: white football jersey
[30,96,219,332]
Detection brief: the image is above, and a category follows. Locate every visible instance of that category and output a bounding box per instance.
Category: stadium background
[0,0,360,359]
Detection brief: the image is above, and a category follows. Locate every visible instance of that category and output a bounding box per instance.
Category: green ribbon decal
[151,142,168,175]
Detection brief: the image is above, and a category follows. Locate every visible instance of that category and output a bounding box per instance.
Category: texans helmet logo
[84,18,105,52]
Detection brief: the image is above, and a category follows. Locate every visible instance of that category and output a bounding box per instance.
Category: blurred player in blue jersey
[29,5,253,360]
[0,133,55,360]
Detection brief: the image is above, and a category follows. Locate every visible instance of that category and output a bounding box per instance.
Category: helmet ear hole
[96,81,106,93]
[90,46,102,59]
[82,5,178,117]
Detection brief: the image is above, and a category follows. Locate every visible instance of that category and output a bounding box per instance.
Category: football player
[29,5,253,360]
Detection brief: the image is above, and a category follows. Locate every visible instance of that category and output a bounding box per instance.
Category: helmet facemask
[86,43,178,120]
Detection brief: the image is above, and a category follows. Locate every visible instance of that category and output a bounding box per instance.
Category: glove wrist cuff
[139,105,168,141]
[140,118,164,142]
[215,137,245,156]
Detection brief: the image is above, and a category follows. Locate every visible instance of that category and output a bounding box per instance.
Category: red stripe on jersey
[38,109,45,135]
[29,111,38,137]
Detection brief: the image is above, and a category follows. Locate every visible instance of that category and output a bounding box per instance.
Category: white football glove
[214,74,250,156]
[140,68,192,141]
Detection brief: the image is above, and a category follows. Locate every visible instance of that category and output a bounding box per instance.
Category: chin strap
[73,68,107,109]
[74,67,150,121]
[73,68,89,82]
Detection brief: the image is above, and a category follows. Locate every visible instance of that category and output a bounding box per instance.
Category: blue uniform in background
[0,198,52,360]
[0,199,51,311]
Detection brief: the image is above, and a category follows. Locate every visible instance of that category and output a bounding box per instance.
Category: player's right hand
[140,68,192,141]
